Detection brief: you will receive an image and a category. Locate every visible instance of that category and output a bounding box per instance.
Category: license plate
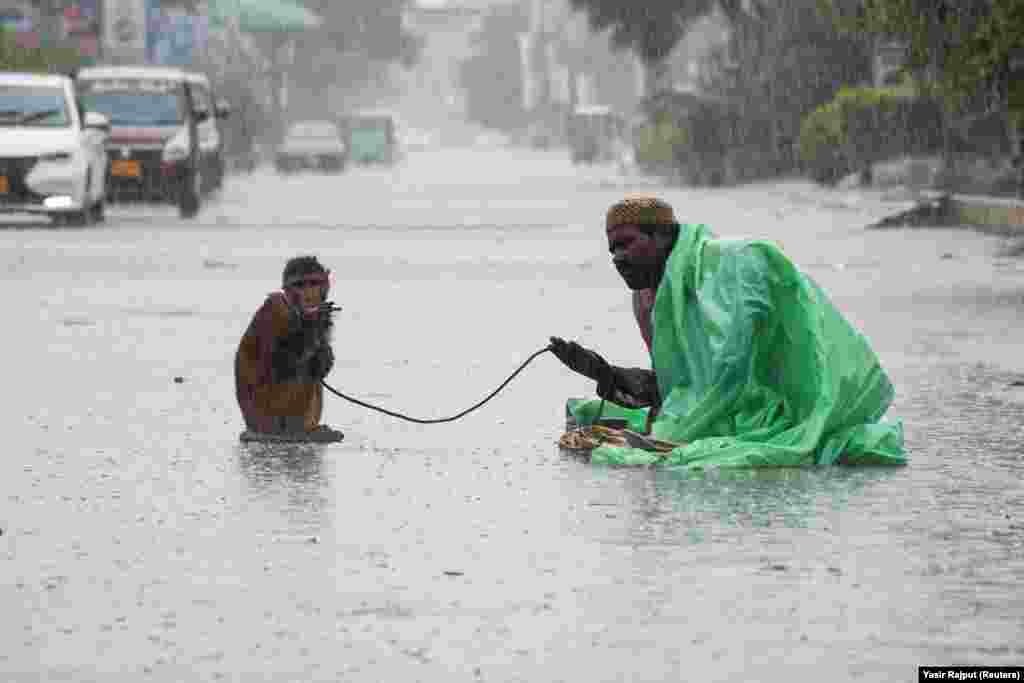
[0,175,7,193]
[111,159,141,177]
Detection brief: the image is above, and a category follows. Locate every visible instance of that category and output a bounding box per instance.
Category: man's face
[607,223,664,290]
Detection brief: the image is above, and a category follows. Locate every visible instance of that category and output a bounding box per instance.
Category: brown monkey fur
[235,258,334,434]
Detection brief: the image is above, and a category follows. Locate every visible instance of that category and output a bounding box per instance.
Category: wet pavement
[2,147,1023,681]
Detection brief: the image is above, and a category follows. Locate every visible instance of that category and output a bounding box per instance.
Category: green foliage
[827,0,1024,117]
[798,98,848,184]
[635,115,686,167]
[0,30,82,73]
[798,86,944,185]
[634,96,742,182]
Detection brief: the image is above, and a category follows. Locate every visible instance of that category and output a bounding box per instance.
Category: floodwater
[2,146,1023,681]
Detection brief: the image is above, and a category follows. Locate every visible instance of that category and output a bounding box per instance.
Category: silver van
[76,65,230,218]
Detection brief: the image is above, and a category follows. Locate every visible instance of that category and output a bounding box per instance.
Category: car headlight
[162,144,189,163]
[39,151,73,163]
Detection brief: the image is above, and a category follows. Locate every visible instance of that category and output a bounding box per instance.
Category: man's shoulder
[710,237,787,260]
[702,238,798,285]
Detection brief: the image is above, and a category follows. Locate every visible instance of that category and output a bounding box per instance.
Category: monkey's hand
[308,345,334,380]
[319,301,341,316]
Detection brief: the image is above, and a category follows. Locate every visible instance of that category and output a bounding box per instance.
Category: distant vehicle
[567,105,626,164]
[399,126,438,150]
[76,65,230,219]
[473,130,511,148]
[341,111,400,165]
[0,72,110,226]
[275,120,347,174]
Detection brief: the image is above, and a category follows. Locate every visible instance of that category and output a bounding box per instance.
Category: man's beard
[615,262,660,290]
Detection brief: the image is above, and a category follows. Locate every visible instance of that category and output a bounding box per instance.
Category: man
[550,195,905,467]
[235,255,342,441]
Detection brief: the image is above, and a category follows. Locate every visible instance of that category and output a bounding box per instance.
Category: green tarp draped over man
[551,195,906,469]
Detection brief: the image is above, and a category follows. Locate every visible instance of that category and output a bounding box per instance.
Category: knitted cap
[606,195,676,230]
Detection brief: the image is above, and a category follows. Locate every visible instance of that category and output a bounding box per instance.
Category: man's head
[605,195,680,291]
[282,255,330,309]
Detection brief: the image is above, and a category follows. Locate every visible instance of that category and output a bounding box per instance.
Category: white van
[76,65,230,218]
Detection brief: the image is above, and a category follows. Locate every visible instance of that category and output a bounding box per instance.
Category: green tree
[826,0,1024,189]
[824,0,993,100]
[703,0,873,176]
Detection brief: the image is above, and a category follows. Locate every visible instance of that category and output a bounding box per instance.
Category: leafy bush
[635,114,686,170]
[798,86,943,185]
[636,92,741,183]
[797,96,849,185]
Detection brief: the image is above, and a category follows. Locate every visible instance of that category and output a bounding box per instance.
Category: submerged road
[2,146,1023,681]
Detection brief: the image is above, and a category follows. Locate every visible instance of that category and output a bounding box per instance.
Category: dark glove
[597,366,660,409]
[308,345,334,380]
[549,336,614,386]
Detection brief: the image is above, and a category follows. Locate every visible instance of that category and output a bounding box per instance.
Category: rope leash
[320,346,554,424]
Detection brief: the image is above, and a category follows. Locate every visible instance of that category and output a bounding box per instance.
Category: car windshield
[0,86,71,127]
[78,79,185,126]
[287,121,339,139]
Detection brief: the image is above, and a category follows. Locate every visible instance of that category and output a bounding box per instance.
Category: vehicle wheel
[89,198,105,223]
[178,165,201,219]
[213,158,225,189]
[319,156,339,173]
[63,208,91,227]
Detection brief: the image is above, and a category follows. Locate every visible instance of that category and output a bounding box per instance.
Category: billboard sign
[147,13,207,66]
[144,3,208,68]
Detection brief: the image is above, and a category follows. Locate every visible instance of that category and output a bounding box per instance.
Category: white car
[0,72,110,225]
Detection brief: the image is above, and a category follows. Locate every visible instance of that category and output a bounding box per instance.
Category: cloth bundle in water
[567,224,906,469]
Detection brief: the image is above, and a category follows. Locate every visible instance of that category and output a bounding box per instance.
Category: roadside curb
[948,193,1024,236]
[869,191,1024,236]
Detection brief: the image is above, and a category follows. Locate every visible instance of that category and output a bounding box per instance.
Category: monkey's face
[297,282,326,309]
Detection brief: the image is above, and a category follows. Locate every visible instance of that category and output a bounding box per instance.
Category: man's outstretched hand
[550,337,660,410]
[549,337,613,385]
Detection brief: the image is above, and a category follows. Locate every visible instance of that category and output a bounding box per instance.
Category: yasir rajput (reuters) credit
[919,667,1023,682]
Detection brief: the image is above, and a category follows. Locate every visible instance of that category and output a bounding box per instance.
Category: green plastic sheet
[569,223,906,469]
